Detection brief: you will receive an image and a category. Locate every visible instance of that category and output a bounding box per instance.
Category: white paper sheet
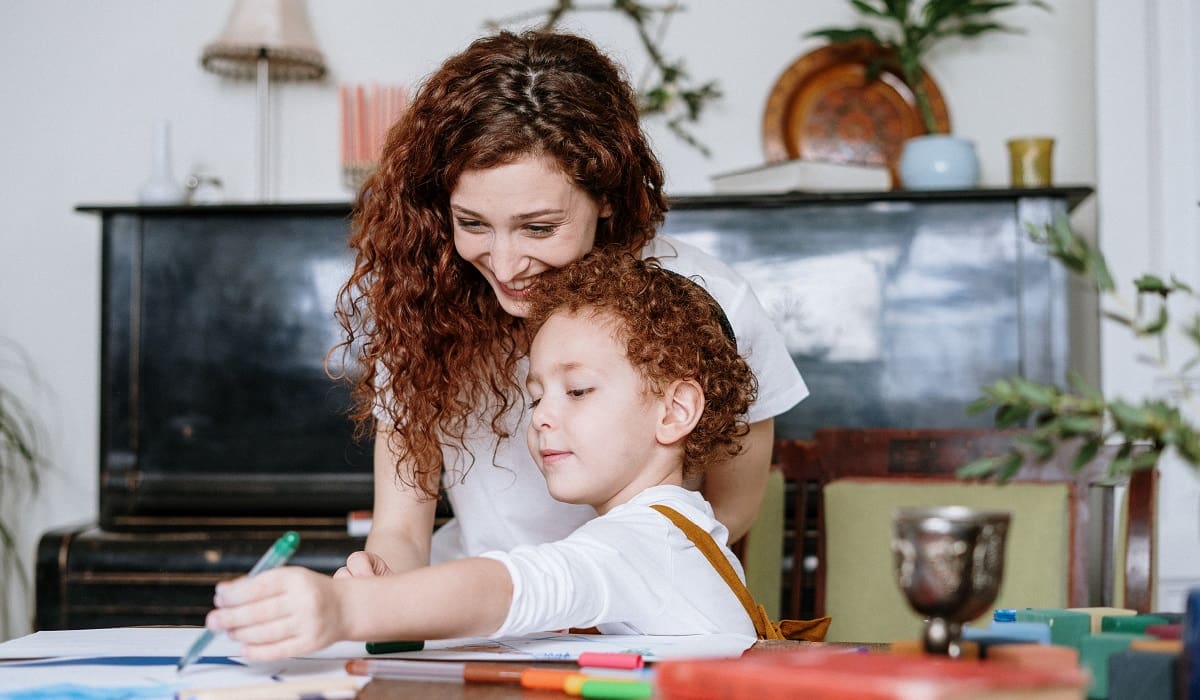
[0,629,355,696]
[0,627,241,660]
[308,632,756,662]
[0,657,354,696]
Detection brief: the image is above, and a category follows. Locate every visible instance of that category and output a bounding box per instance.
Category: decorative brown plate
[762,41,951,189]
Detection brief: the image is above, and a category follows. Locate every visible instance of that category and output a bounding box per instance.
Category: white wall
[0,0,1096,638]
[1095,0,1200,612]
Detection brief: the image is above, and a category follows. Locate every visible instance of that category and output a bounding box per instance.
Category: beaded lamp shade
[200,0,326,200]
[201,0,326,81]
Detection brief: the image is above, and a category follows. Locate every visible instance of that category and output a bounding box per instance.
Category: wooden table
[355,641,876,698]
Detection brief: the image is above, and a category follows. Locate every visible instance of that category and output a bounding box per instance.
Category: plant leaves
[1016,434,1055,461]
[996,403,1032,428]
[1102,310,1133,327]
[1088,246,1116,292]
[966,396,994,415]
[1134,274,1169,294]
[1109,400,1151,431]
[806,27,884,45]
[1070,438,1102,472]
[1057,415,1102,436]
[1012,378,1058,406]
[958,455,1003,479]
[1066,371,1104,403]
[1135,306,1169,337]
[997,451,1025,482]
[1131,449,1162,471]
[850,0,890,18]
[954,21,1015,37]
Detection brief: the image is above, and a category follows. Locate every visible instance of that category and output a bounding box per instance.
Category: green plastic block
[1100,613,1170,634]
[1016,608,1092,648]
[1080,632,1147,699]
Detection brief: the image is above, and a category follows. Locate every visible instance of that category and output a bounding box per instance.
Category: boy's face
[525,309,667,513]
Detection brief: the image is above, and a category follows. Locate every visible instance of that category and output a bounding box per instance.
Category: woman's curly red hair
[524,251,757,479]
[331,31,668,497]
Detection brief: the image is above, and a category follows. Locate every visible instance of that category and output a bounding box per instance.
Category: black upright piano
[38,188,1088,628]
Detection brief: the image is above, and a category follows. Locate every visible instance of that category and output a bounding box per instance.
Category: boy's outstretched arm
[206,557,513,661]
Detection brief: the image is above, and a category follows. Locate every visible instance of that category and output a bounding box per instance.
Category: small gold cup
[1007,137,1055,188]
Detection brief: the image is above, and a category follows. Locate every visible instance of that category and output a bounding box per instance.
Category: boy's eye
[567,388,592,399]
[528,397,541,409]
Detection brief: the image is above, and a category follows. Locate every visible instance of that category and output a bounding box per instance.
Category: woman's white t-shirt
[428,234,808,562]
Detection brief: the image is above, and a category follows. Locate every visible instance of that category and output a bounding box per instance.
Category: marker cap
[365,640,425,654]
[578,651,644,670]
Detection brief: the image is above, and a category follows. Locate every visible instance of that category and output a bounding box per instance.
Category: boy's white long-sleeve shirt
[478,485,757,637]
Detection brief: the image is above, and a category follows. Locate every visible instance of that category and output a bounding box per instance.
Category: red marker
[578,651,644,670]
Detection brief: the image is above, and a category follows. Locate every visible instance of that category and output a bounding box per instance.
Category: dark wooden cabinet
[37,187,1089,629]
[90,204,373,528]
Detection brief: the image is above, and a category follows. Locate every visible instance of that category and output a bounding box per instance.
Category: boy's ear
[599,198,613,219]
[657,379,704,446]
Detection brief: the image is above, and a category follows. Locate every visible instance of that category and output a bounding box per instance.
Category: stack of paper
[710,158,891,194]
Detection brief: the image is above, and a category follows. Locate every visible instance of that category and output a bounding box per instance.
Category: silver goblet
[892,506,1011,657]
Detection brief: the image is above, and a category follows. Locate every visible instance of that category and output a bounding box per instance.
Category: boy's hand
[333,550,392,578]
[206,566,346,661]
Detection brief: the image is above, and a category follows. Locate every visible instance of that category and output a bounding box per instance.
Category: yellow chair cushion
[823,478,1071,643]
[740,468,785,620]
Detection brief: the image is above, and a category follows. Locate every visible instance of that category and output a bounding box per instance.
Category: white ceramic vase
[137,120,187,205]
[899,135,980,190]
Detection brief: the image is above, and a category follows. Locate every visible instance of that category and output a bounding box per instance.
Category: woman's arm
[358,426,441,574]
[700,417,774,543]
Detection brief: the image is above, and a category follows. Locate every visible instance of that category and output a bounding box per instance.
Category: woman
[334,30,807,577]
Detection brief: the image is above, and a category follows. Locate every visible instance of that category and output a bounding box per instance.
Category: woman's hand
[334,550,393,578]
[206,567,346,662]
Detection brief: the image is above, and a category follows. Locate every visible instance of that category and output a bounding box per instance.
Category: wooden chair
[729,466,787,620]
[773,428,1157,629]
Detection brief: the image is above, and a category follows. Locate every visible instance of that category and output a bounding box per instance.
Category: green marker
[366,640,425,654]
[580,679,654,699]
[176,531,301,672]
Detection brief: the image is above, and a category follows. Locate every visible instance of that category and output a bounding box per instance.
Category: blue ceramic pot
[899,135,980,190]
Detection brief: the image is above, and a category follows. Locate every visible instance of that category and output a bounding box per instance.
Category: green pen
[176,531,301,672]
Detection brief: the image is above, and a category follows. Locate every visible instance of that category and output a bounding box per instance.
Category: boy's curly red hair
[524,250,757,478]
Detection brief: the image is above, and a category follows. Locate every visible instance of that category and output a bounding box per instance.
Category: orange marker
[521,668,586,690]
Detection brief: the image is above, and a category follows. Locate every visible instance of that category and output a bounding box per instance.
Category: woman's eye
[456,219,486,231]
[526,224,558,236]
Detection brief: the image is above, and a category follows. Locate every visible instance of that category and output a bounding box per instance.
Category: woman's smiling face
[451,155,611,318]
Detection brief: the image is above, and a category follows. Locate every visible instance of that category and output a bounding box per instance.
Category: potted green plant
[962,217,1200,481]
[807,0,1050,189]
[0,341,43,640]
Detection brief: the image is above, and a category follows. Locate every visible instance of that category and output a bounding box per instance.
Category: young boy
[205,250,761,661]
